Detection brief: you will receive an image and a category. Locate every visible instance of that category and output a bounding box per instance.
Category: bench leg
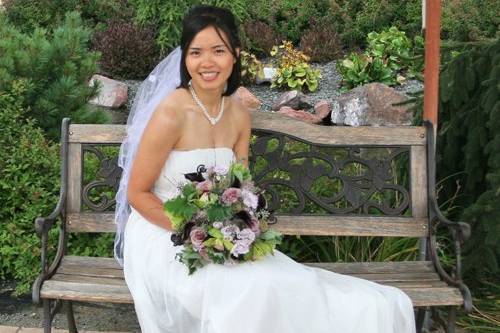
[64,300,78,333]
[446,307,456,333]
[43,299,52,333]
[415,307,426,333]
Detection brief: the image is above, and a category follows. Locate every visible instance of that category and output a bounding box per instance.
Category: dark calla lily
[184,164,207,182]
[230,176,241,188]
[234,210,252,227]
[171,233,184,246]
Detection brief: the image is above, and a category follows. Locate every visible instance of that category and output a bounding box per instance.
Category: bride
[114,5,416,333]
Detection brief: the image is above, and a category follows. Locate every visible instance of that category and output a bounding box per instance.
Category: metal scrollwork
[249,130,411,216]
[82,146,122,211]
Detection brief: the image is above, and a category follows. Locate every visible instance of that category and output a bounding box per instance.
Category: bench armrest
[32,118,71,305]
[425,121,473,313]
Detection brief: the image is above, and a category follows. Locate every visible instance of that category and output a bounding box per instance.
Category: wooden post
[423,0,441,129]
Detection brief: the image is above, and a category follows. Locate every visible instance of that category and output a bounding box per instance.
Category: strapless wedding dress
[123,147,416,333]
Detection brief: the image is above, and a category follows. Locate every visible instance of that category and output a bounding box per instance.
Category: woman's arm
[127,104,183,231]
[233,104,252,167]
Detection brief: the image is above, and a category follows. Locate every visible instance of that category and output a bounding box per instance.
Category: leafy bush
[441,0,500,42]
[436,38,500,280]
[131,0,249,53]
[92,20,159,79]
[299,18,342,63]
[270,41,321,92]
[243,20,283,57]
[337,27,423,90]
[337,53,394,89]
[0,12,108,139]
[240,51,263,85]
[272,0,331,44]
[0,79,61,295]
[329,0,422,49]
[3,0,133,33]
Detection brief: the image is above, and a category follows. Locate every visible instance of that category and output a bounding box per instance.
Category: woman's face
[185,26,237,92]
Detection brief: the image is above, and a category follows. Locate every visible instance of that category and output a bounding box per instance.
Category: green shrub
[337,26,423,90]
[270,41,321,92]
[337,53,394,89]
[131,0,249,53]
[0,79,61,295]
[240,51,264,85]
[0,12,109,139]
[272,0,331,44]
[441,0,500,42]
[329,0,422,49]
[299,18,342,63]
[437,38,500,280]
[3,0,133,33]
[92,20,159,79]
[243,20,283,57]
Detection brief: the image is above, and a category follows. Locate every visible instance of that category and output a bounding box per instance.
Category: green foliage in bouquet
[270,41,321,92]
[0,12,108,140]
[240,51,264,85]
[337,26,423,90]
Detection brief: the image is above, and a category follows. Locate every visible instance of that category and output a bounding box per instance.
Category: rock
[313,100,332,120]
[89,74,128,109]
[277,106,322,124]
[255,66,277,84]
[272,90,312,111]
[234,87,262,110]
[331,82,413,126]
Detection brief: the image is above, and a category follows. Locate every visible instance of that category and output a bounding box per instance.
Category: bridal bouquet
[163,161,282,274]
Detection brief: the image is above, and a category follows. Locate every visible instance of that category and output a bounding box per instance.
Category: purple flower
[237,228,256,242]
[213,165,229,175]
[190,227,207,251]
[221,187,241,205]
[221,225,240,240]
[231,240,251,256]
[196,180,213,192]
[241,189,259,209]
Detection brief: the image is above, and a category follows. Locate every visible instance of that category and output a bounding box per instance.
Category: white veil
[114,47,182,267]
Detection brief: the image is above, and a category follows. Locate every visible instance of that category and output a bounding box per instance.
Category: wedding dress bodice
[152,147,235,202]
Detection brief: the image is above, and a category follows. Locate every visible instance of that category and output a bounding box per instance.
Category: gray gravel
[118,60,423,122]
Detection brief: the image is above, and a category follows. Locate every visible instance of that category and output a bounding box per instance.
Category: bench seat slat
[68,213,429,237]
[41,256,463,307]
[68,120,427,146]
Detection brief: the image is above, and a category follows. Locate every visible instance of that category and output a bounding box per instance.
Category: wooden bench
[32,112,472,333]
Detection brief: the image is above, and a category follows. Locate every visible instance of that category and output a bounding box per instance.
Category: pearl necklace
[188,81,225,126]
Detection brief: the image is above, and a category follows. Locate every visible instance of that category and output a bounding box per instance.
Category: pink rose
[196,180,213,192]
[190,227,207,251]
[221,187,241,205]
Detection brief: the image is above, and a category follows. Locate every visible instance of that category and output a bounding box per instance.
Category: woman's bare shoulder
[229,94,251,124]
[154,88,189,124]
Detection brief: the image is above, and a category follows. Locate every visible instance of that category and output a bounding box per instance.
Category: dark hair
[179,5,241,96]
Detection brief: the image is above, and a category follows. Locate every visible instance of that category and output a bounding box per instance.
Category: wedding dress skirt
[123,147,416,333]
